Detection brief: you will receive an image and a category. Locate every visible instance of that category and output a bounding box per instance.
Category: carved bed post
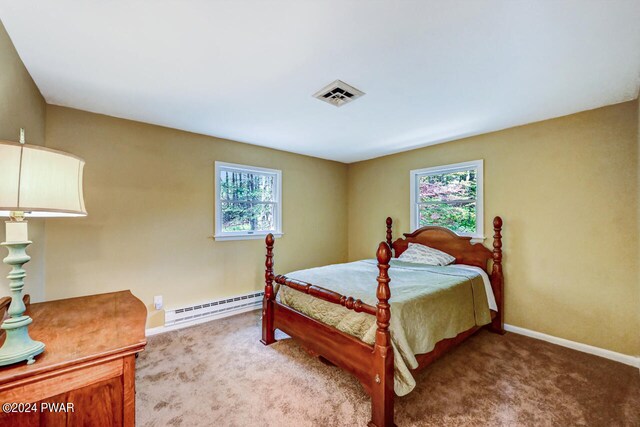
[385,217,393,252]
[369,242,394,427]
[490,217,505,335]
[261,233,276,345]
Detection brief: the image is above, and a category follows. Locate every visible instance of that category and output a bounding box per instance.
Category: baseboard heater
[164,291,264,326]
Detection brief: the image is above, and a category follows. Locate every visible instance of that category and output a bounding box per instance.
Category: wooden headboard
[392,226,492,270]
[386,217,503,273]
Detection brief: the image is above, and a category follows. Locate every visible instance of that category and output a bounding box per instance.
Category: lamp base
[0,219,45,366]
[0,315,45,366]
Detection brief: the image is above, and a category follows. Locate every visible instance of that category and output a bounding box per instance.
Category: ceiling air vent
[313,80,365,107]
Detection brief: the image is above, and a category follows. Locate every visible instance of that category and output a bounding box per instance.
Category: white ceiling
[1,1,640,163]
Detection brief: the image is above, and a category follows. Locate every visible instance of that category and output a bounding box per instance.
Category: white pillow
[397,243,456,266]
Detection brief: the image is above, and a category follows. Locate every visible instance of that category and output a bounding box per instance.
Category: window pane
[418,169,476,202]
[220,170,275,202]
[418,202,476,234]
[221,202,275,232]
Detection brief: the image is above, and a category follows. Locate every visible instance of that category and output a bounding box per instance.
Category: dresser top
[0,290,147,385]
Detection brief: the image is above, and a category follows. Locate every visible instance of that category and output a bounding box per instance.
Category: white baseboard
[146,305,261,337]
[504,323,640,369]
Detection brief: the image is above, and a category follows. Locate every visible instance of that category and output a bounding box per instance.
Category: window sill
[213,232,283,242]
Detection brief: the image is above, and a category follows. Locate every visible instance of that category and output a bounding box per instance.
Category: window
[215,162,282,241]
[410,160,483,238]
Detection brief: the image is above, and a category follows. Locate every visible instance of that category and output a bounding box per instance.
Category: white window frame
[410,160,484,240]
[214,161,283,241]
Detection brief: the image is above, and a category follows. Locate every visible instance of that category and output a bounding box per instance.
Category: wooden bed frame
[261,216,504,427]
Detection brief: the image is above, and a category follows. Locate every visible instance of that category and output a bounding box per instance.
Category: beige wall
[0,20,46,302]
[44,106,348,327]
[348,101,639,356]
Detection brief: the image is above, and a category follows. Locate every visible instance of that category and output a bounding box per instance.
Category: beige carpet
[136,311,639,427]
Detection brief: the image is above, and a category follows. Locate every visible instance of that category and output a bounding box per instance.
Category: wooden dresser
[0,291,147,426]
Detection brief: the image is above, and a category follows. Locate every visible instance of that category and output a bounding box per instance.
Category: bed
[261,217,504,427]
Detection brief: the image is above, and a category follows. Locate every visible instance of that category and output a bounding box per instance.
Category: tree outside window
[410,160,483,237]
[215,162,282,240]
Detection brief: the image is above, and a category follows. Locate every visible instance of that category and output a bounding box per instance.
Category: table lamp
[0,130,86,366]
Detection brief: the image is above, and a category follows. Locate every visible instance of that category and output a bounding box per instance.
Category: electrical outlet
[154,295,163,310]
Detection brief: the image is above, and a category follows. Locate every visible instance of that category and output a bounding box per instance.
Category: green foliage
[418,203,476,233]
[220,171,275,232]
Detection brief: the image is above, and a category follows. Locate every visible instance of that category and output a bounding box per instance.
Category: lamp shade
[0,140,86,218]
